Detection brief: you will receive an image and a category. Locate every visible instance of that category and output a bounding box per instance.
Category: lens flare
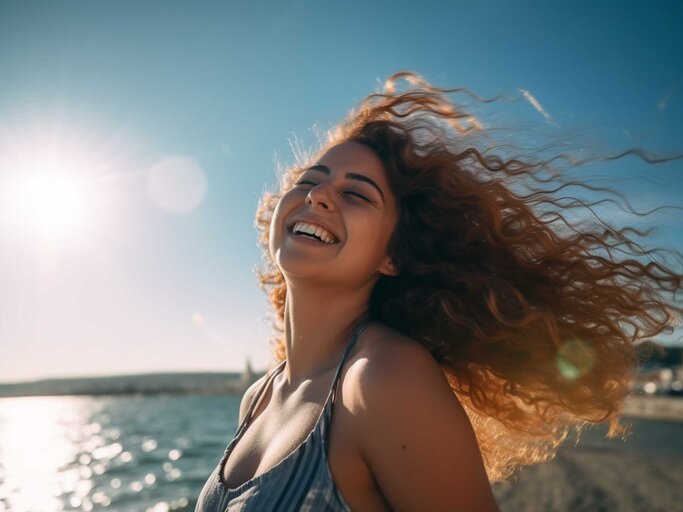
[147,155,207,213]
[557,339,596,380]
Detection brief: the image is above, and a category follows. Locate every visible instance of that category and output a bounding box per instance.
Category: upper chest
[220,325,396,510]
[221,373,333,489]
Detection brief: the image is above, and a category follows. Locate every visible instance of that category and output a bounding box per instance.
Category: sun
[12,171,91,241]
[0,126,104,244]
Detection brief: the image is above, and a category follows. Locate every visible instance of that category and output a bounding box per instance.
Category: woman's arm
[351,339,500,512]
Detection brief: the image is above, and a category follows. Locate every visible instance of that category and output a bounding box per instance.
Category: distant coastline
[0,370,265,398]
[2,372,682,422]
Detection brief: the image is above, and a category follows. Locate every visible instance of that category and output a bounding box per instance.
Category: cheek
[268,199,285,250]
[351,216,392,253]
[368,216,398,254]
[268,193,296,248]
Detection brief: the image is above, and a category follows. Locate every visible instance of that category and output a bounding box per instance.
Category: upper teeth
[292,221,336,244]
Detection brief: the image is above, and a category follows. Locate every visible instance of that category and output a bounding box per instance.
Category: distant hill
[0,371,265,398]
[4,343,678,399]
[636,343,683,368]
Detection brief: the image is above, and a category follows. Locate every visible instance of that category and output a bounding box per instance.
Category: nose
[305,182,335,210]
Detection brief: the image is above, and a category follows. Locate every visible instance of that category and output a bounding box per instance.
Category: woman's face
[269,141,399,287]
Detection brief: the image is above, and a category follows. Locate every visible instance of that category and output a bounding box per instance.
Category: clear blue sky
[1,0,682,382]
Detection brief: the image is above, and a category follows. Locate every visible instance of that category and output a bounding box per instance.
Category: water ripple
[0,394,240,511]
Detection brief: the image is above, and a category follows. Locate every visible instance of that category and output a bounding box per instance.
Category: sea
[0,394,682,512]
[0,394,241,512]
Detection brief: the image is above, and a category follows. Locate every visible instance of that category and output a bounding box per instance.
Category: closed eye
[344,191,371,201]
[294,180,373,203]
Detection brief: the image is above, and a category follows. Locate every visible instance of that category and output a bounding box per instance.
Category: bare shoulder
[344,322,456,410]
[341,322,499,511]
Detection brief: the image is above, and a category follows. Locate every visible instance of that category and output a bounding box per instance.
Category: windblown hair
[253,72,683,481]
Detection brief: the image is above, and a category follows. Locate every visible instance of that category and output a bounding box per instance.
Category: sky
[1,0,682,383]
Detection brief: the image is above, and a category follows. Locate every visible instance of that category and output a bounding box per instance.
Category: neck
[281,278,373,386]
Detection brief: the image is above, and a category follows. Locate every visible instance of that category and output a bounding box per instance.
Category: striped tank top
[194,318,369,512]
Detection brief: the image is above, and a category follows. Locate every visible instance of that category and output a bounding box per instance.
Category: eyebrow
[304,165,385,202]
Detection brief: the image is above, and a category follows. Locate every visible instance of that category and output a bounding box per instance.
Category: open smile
[287,225,339,246]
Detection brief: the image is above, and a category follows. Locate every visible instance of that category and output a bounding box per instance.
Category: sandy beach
[493,417,683,512]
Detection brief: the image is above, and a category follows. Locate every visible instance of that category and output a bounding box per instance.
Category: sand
[492,418,683,512]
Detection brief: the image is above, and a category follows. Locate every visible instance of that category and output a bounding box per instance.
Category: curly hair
[252,72,683,481]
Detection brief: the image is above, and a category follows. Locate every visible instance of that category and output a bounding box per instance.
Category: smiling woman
[269,142,399,290]
[195,73,683,512]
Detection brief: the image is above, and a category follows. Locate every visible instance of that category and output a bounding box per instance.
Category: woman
[196,73,682,511]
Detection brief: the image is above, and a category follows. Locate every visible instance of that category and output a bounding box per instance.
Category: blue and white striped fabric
[195,318,369,512]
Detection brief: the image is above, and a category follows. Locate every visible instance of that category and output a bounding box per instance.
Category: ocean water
[1,394,682,512]
[0,394,241,512]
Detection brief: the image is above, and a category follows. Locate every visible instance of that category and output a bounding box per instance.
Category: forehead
[316,141,386,182]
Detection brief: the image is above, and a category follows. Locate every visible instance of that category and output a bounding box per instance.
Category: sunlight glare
[0,125,111,245]
[0,397,86,511]
[12,172,91,241]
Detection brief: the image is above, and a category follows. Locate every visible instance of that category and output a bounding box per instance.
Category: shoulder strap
[230,317,370,450]
[229,360,286,447]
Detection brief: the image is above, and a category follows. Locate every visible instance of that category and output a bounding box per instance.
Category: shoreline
[2,389,682,422]
[622,395,683,422]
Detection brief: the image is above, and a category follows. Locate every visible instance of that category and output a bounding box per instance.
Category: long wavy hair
[253,72,683,481]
